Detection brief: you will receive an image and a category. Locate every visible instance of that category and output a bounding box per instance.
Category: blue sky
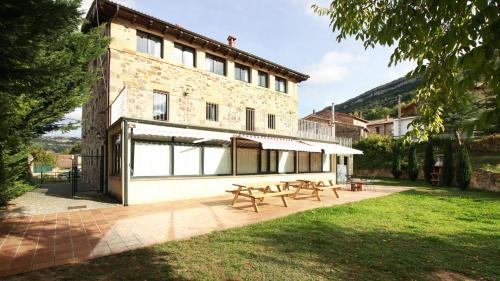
[53,0,415,138]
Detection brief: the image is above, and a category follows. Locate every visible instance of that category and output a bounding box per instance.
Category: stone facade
[302,108,368,141]
[107,19,299,136]
[471,169,500,192]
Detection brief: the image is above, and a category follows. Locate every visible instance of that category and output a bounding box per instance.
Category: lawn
[9,182,500,281]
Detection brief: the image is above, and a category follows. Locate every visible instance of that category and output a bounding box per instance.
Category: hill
[33,136,81,153]
[336,76,422,118]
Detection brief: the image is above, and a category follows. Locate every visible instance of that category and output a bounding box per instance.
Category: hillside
[33,136,81,153]
[336,76,422,116]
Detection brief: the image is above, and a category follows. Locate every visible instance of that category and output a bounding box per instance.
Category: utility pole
[397,95,402,138]
[331,102,336,140]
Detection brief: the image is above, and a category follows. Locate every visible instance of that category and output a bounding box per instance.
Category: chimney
[227,35,237,47]
[313,109,316,115]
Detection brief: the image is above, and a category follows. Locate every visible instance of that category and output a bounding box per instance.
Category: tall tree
[456,144,472,190]
[391,140,402,179]
[423,140,435,183]
[0,0,109,204]
[442,139,455,186]
[407,144,419,181]
[313,1,499,141]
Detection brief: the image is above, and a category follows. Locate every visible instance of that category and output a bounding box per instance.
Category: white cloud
[385,60,417,80]
[64,107,82,122]
[305,51,366,84]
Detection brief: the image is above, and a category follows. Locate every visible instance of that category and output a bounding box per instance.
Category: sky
[51,0,415,138]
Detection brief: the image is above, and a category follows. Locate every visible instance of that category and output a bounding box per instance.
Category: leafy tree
[0,0,109,204]
[423,140,435,183]
[313,1,499,141]
[407,144,419,181]
[391,140,402,179]
[456,144,472,190]
[67,142,82,155]
[30,146,57,168]
[442,139,455,186]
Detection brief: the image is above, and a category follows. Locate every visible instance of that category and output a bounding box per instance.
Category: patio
[0,185,410,277]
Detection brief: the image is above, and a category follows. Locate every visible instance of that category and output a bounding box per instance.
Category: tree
[442,139,455,186]
[407,144,419,181]
[456,144,472,190]
[67,142,82,155]
[0,0,109,203]
[423,140,435,183]
[313,1,499,141]
[30,146,57,169]
[391,140,402,179]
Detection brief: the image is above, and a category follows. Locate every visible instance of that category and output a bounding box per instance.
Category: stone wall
[108,19,299,137]
[471,169,499,191]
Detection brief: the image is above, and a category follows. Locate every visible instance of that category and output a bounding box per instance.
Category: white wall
[393,116,417,137]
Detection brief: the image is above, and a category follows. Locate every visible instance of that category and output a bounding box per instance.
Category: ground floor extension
[83,118,362,205]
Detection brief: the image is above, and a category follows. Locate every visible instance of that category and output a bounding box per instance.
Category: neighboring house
[82,0,361,205]
[28,154,75,174]
[393,102,418,137]
[302,107,369,142]
[367,116,393,136]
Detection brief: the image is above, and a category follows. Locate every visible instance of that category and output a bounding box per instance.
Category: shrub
[391,140,402,179]
[353,134,393,170]
[423,141,435,183]
[408,144,419,181]
[442,139,454,186]
[456,144,472,190]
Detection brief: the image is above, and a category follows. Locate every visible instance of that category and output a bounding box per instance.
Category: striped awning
[238,134,321,152]
[132,123,232,142]
[301,141,363,155]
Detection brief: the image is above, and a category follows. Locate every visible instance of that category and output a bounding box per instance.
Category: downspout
[331,102,335,141]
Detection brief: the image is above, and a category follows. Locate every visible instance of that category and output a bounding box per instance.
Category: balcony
[297,119,352,147]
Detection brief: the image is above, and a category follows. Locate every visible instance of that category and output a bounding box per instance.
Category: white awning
[132,123,232,142]
[239,134,321,152]
[302,141,363,155]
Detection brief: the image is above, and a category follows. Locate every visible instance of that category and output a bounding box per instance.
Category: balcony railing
[297,119,352,147]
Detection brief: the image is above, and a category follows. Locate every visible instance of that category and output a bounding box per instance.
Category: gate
[71,155,105,197]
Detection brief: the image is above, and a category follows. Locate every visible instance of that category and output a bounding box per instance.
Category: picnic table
[295,179,342,201]
[227,182,296,213]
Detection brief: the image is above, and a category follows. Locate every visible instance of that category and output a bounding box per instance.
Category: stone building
[367,117,394,136]
[82,0,362,205]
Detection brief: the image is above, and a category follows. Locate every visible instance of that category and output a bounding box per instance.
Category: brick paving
[0,185,410,278]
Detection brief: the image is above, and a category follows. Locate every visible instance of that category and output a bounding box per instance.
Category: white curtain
[237,148,258,174]
[204,147,231,175]
[133,142,171,176]
[269,150,277,172]
[174,145,201,175]
[323,154,331,172]
[278,151,294,173]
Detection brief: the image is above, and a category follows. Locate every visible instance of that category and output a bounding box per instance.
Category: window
[112,134,121,175]
[337,156,341,165]
[153,91,169,121]
[236,148,258,174]
[136,31,162,58]
[375,126,380,134]
[275,76,287,93]
[298,152,310,173]
[258,71,268,88]
[310,152,322,172]
[344,156,349,167]
[206,103,219,121]
[132,142,171,176]
[173,43,195,67]
[205,54,226,75]
[235,63,250,82]
[246,108,255,131]
[267,114,276,130]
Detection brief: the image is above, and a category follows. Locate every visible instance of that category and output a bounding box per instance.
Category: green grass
[11,184,500,281]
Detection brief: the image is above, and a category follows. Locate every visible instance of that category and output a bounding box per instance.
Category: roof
[367,118,394,126]
[303,106,368,125]
[84,0,309,82]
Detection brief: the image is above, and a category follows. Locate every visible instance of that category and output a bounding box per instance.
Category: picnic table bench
[293,179,342,201]
[227,182,296,213]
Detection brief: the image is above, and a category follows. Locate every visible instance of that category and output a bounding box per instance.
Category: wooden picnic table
[227,182,296,213]
[298,179,341,199]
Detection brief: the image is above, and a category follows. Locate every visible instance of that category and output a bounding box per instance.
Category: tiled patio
[0,185,410,277]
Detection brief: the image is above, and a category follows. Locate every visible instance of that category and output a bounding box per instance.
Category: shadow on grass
[6,187,500,280]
